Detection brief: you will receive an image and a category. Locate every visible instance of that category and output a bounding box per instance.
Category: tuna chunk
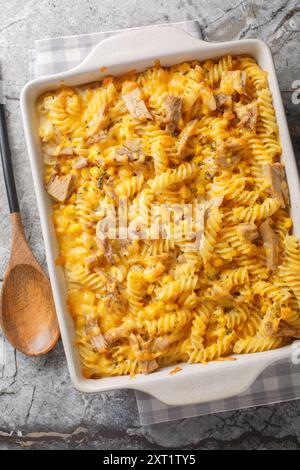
[164,95,182,134]
[199,83,216,111]
[214,93,232,110]
[95,227,115,263]
[139,359,159,374]
[43,142,57,158]
[234,102,257,131]
[125,138,142,153]
[129,334,160,371]
[112,146,130,164]
[215,138,242,169]
[87,131,107,145]
[236,223,259,242]
[278,322,300,338]
[177,119,198,156]
[220,70,246,95]
[84,255,98,269]
[90,335,107,352]
[85,316,106,353]
[152,335,173,352]
[205,283,232,302]
[262,163,290,208]
[205,196,224,211]
[122,87,152,120]
[265,320,300,339]
[46,174,75,202]
[86,103,108,137]
[123,139,144,163]
[60,147,74,156]
[259,219,278,271]
[104,326,127,346]
[113,141,144,164]
[72,157,88,169]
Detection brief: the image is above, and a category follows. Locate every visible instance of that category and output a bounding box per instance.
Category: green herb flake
[97,172,107,189]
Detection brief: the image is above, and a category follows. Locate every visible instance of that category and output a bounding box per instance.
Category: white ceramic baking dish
[20,26,300,406]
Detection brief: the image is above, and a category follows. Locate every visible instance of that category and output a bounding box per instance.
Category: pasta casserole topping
[37,55,300,378]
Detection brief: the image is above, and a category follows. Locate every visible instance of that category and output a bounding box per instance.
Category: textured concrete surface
[0,0,300,450]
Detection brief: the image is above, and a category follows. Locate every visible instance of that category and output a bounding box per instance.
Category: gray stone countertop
[0,0,300,450]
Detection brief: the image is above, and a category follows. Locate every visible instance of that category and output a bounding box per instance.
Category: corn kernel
[193,155,203,165]
[261,304,268,314]
[162,275,172,284]
[76,317,86,328]
[64,205,75,216]
[82,291,96,304]
[284,218,292,229]
[106,167,115,176]
[68,193,76,204]
[81,168,90,179]
[69,223,82,234]
[179,186,192,199]
[213,258,223,267]
[203,60,214,71]
[90,167,101,179]
[147,285,155,295]
[281,306,292,319]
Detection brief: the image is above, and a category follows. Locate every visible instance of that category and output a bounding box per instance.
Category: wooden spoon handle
[0,103,20,213]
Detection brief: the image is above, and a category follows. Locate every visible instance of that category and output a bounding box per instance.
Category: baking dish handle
[70,26,211,74]
[133,346,293,406]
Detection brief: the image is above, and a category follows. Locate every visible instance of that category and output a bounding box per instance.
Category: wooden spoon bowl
[0,213,60,355]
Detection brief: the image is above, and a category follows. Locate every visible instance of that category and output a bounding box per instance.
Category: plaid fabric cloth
[30,20,300,426]
[136,358,300,424]
[29,20,203,78]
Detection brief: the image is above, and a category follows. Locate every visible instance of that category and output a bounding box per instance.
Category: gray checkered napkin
[30,20,300,425]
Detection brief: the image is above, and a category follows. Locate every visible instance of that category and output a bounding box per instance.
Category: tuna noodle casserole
[37,55,300,378]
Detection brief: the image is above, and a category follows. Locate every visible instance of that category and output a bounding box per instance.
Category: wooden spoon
[0,102,59,355]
